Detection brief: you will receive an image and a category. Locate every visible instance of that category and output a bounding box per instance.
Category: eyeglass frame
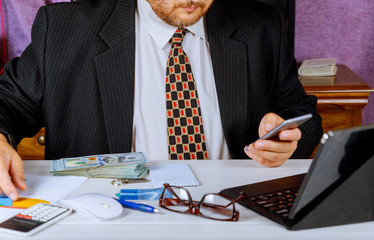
[159,183,247,221]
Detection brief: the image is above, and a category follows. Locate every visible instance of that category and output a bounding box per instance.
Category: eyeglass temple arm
[219,192,247,208]
[200,192,246,214]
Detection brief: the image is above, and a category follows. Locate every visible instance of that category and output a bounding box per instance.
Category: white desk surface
[1,160,373,240]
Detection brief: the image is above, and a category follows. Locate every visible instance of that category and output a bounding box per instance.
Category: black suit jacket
[0,0,322,159]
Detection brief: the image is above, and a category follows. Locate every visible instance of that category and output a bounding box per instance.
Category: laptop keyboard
[242,188,299,224]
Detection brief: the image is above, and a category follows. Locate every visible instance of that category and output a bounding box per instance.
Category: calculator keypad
[17,204,69,223]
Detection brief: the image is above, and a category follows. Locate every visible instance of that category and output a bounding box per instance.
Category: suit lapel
[206,2,249,158]
[95,0,136,153]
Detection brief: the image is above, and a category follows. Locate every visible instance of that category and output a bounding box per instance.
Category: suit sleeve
[0,7,47,147]
[271,8,323,158]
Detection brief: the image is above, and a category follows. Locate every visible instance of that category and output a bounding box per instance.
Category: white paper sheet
[0,174,87,221]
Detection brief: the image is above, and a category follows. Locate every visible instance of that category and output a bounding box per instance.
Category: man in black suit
[0,0,322,200]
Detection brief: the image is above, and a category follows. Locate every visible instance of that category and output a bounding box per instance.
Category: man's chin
[168,13,203,27]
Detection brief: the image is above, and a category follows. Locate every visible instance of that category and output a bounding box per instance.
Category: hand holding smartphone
[259,114,312,140]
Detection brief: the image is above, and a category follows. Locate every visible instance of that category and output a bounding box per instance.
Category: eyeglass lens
[200,194,234,220]
[162,186,235,220]
[162,187,190,212]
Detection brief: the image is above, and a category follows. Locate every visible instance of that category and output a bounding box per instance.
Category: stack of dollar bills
[49,152,148,179]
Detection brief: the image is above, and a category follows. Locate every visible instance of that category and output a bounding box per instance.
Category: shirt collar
[137,0,207,50]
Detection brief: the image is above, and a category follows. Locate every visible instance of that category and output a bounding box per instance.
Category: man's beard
[151,1,209,27]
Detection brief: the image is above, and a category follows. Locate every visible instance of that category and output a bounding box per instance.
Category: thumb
[259,113,284,137]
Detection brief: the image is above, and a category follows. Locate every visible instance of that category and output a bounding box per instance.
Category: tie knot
[170,28,186,45]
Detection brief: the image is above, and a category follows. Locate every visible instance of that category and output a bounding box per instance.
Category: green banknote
[49,152,148,178]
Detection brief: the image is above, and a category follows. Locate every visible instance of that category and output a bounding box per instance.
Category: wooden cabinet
[16,65,374,160]
[302,64,373,134]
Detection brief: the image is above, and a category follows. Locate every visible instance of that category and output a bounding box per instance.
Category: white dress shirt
[132,0,231,160]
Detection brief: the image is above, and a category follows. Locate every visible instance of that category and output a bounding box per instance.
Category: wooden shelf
[302,64,374,157]
[303,64,373,131]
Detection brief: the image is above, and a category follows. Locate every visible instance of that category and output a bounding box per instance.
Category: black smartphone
[259,114,313,140]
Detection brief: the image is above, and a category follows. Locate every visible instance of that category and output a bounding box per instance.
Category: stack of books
[49,152,148,179]
[298,58,337,85]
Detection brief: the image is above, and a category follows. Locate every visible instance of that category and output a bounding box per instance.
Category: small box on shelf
[298,58,337,77]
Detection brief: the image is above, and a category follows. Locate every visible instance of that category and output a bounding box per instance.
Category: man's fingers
[255,139,298,154]
[244,145,287,167]
[0,165,19,200]
[9,154,27,191]
[0,135,26,200]
[279,128,302,141]
[244,139,297,167]
[254,146,294,163]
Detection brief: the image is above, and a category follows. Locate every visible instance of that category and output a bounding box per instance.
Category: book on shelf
[299,75,335,86]
[298,58,337,77]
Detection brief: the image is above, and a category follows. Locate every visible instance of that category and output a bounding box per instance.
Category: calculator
[0,203,72,237]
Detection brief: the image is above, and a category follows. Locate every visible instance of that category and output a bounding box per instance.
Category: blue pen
[114,198,160,213]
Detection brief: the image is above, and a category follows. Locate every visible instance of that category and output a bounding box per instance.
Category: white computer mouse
[61,193,123,221]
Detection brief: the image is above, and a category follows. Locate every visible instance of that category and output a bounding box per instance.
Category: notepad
[149,163,199,188]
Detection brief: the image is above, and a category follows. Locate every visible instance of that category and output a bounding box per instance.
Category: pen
[114,198,160,213]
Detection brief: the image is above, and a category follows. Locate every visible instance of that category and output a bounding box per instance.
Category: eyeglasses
[159,183,246,221]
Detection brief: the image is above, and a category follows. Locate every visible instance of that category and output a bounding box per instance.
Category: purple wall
[294,0,374,124]
[1,0,67,66]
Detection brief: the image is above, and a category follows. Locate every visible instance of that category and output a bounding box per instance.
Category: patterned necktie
[165,28,207,160]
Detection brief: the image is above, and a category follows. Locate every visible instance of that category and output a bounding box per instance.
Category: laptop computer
[220,124,374,230]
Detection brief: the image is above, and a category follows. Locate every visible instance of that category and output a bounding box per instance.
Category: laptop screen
[289,124,374,219]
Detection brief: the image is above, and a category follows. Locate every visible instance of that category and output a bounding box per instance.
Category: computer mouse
[61,193,123,221]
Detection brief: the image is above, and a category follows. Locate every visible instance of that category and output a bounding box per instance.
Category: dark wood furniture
[16,64,374,160]
[302,64,373,134]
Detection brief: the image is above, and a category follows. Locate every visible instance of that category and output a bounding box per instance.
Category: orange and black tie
[165,28,208,160]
